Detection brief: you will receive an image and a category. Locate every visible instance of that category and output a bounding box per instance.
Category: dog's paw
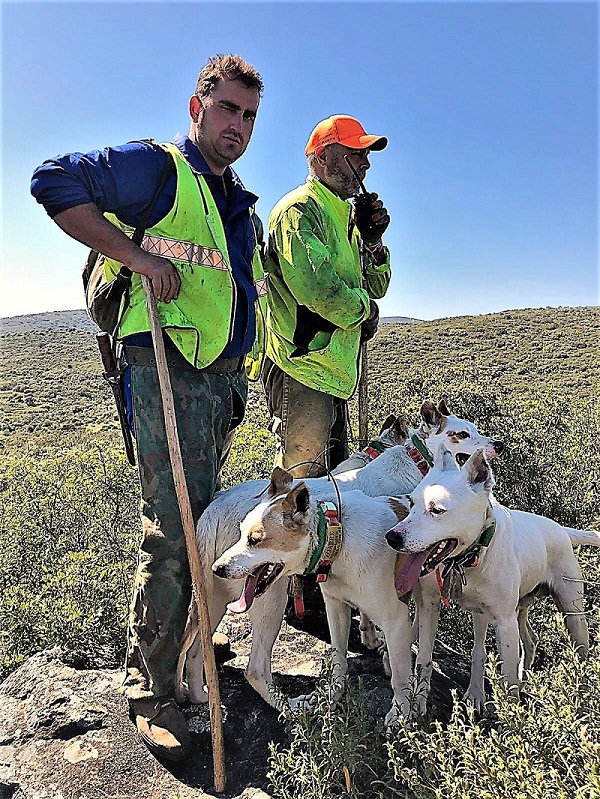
[187,686,210,705]
[463,686,486,713]
[289,692,318,713]
[384,705,404,732]
[360,617,384,650]
[382,649,392,677]
[412,692,428,717]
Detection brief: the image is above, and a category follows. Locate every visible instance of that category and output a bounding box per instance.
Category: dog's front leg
[494,616,521,698]
[412,574,440,715]
[289,595,351,712]
[246,581,288,711]
[380,603,412,727]
[463,612,489,711]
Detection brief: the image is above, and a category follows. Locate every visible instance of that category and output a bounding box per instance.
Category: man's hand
[361,299,379,343]
[54,203,181,303]
[353,192,390,246]
[130,251,181,303]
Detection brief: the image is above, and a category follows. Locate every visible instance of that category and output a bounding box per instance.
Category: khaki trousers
[261,357,349,478]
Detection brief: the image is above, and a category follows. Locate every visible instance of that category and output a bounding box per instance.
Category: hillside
[2,305,599,797]
[1,305,597,450]
[0,309,421,335]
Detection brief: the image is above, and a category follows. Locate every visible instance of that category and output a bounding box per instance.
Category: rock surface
[0,612,471,799]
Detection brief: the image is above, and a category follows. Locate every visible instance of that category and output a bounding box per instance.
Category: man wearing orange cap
[261,115,391,477]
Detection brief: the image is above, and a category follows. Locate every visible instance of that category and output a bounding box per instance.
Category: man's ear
[315,145,328,166]
[282,482,311,524]
[434,443,458,472]
[189,94,201,123]
[464,449,495,493]
[267,466,294,498]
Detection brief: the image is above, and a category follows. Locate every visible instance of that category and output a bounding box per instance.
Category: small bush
[387,642,600,799]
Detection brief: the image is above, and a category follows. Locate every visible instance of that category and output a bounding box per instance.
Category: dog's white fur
[211,478,413,726]
[177,403,504,712]
[386,445,599,710]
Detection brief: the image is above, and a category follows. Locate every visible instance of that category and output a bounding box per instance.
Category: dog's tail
[565,527,600,547]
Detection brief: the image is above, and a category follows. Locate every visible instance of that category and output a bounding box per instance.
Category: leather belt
[123,345,245,374]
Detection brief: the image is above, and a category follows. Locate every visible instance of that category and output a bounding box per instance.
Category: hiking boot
[212,632,233,664]
[129,696,191,762]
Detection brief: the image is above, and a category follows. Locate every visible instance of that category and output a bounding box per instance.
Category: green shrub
[0,445,139,678]
[387,642,600,799]
[268,661,408,799]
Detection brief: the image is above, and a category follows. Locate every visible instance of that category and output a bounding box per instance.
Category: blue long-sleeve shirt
[31,133,260,358]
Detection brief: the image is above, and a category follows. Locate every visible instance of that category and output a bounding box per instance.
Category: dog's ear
[268,466,294,498]
[388,496,410,521]
[379,414,397,434]
[434,443,458,472]
[437,398,451,417]
[420,400,445,433]
[390,414,409,443]
[282,482,311,524]
[464,449,495,493]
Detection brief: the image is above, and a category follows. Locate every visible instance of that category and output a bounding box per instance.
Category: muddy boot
[213,631,233,664]
[129,696,191,762]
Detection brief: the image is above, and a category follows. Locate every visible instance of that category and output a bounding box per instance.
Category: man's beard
[327,152,357,199]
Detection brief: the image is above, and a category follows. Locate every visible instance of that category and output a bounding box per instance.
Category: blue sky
[1,1,598,321]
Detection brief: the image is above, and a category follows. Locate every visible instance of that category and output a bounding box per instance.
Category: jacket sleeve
[363,247,392,299]
[30,141,169,225]
[270,203,371,330]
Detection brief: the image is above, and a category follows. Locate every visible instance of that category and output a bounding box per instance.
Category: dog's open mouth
[227,562,284,614]
[394,538,458,596]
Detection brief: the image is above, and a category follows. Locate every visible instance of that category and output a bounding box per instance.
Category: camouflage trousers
[261,357,349,478]
[120,362,247,700]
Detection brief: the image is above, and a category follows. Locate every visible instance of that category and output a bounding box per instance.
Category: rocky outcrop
[0,614,472,799]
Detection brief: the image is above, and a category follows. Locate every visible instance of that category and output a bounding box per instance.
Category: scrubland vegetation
[1,305,599,797]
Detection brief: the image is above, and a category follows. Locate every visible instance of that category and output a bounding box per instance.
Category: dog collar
[405,433,434,476]
[289,502,343,619]
[436,505,496,605]
[363,439,387,461]
[305,501,343,582]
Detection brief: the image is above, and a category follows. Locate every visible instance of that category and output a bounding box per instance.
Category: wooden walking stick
[344,154,372,449]
[142,276,226,793]
[358,341,369,449]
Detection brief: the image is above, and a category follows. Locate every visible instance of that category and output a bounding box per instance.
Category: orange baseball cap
[305,115,388,156]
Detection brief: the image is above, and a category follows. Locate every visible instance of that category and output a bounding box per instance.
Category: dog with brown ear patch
[210,476,414,727]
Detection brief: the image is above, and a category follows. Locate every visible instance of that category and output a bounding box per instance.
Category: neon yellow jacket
[263,176,391,399]
[103,143,261,369]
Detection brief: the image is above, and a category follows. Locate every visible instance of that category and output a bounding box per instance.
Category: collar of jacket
[307,175,352,228]
[172,132,259,205]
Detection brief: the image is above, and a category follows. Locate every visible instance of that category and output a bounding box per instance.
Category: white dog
[177,402,504,709]
[385,445,600,710]
[211,470,412,726]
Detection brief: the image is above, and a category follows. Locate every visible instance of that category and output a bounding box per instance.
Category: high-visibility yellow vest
[104,142,258,369]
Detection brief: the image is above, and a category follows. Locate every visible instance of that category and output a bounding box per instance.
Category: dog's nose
[492,439,505,454]
[385,528,405,551]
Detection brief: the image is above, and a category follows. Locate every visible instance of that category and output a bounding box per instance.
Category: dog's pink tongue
[394,549,434,596]
[227,572,260,614]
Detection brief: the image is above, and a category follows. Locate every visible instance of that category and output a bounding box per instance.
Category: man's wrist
[364,239,386,264]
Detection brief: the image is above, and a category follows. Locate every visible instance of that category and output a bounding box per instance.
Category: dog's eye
[457,432,470,439]
[429,506,446,516]
[248,535,262,546]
